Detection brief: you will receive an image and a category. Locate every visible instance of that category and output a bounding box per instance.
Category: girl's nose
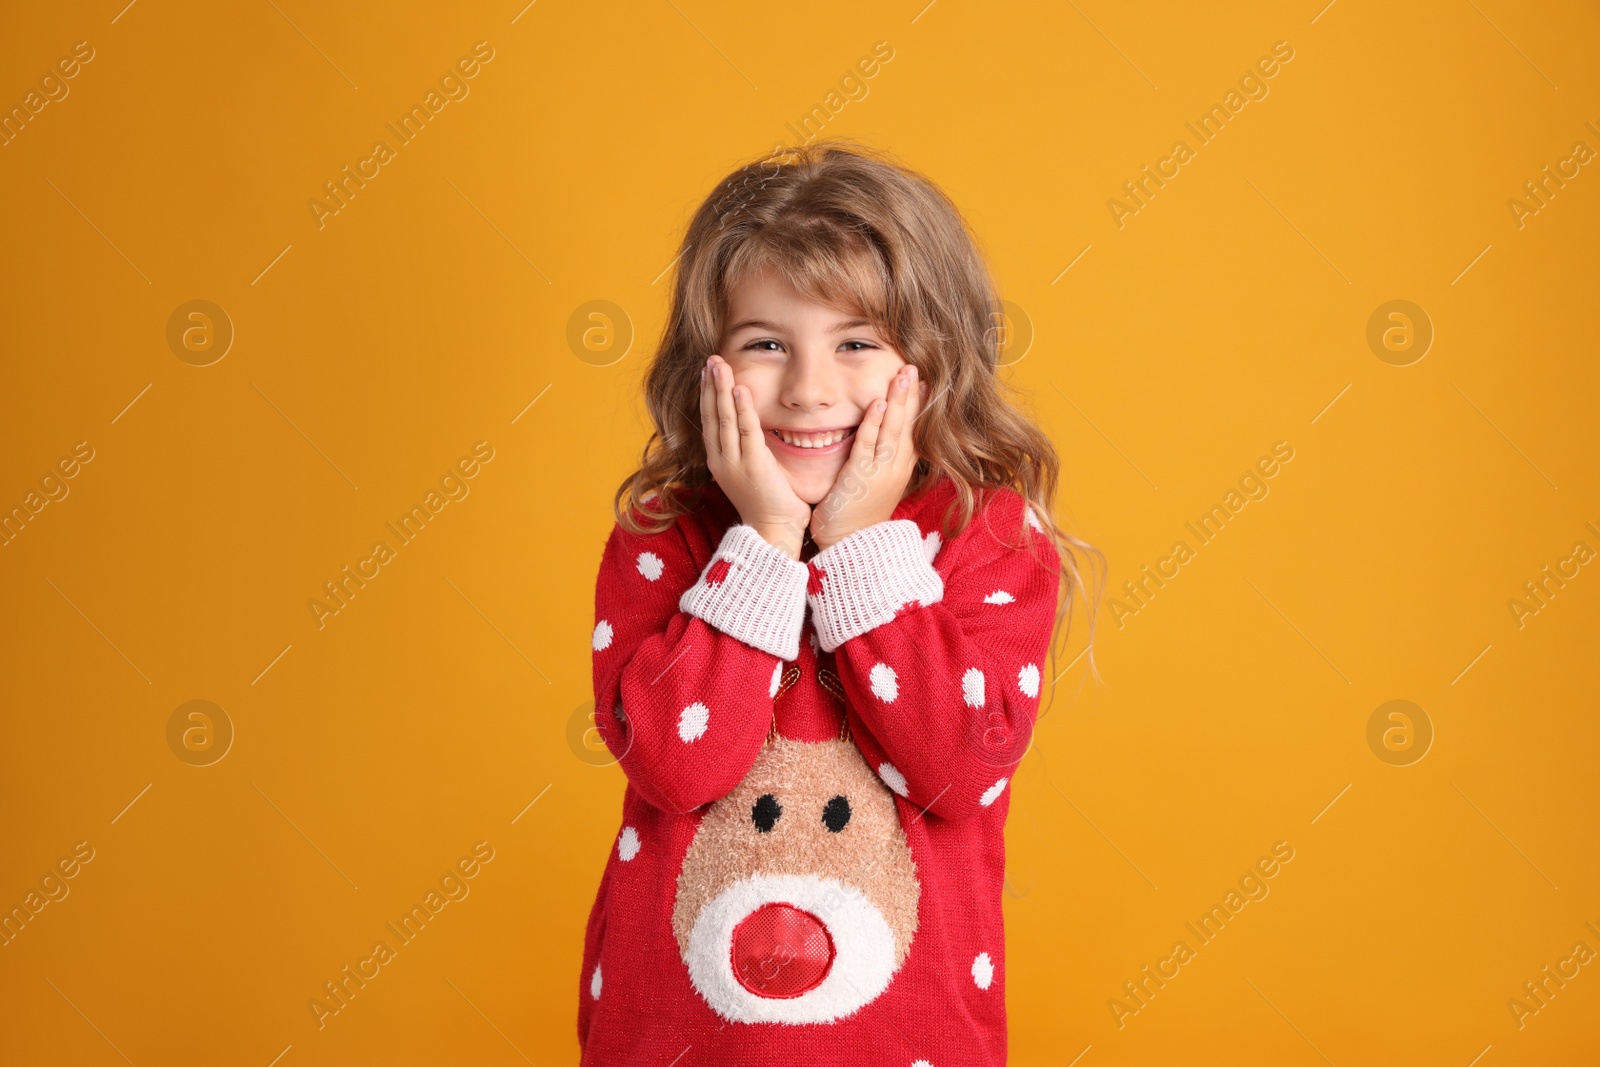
[781,349,834,411]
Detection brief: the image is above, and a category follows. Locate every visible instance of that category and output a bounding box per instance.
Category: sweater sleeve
[807,491,1060,822]
[591,513,810,815]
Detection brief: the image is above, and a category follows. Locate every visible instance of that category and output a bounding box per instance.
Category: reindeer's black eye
[822,795,851,833]
[752,793,782,832]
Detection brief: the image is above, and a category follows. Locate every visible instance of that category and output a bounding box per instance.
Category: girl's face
[716,267,910,506]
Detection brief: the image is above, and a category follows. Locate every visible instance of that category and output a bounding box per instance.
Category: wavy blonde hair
[615,138,1106,695]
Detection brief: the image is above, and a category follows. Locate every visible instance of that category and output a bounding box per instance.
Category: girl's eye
[739,339,879,353]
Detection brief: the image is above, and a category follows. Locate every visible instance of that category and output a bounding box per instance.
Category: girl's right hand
[700,355,812,560]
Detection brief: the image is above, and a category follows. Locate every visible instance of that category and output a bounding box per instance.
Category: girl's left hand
[810,364,929,552]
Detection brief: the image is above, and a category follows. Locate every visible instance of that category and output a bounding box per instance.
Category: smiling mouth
[768,427,856,456]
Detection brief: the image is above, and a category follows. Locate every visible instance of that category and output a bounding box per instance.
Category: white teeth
[774,429,849,448]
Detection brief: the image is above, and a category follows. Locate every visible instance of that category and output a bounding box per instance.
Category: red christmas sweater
[579,471,1060,1066]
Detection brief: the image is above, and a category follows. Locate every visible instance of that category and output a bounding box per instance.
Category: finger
[734,380,765,454]
[899,372,927,467]
[877,367,912,464]
[713,358,740,461]
[850,395,888,472]
[699,357,720,459]
[906,374,928,425]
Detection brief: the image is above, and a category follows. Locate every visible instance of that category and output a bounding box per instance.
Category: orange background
[2,1,1598,1064]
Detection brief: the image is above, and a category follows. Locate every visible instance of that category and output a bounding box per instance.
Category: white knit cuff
[805,519,944,653]
[678,524,809,661]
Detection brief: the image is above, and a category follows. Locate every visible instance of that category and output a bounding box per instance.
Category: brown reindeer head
[672,734,921,1024]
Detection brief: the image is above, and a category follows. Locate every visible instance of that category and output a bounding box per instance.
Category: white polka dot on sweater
[972,951,994,989]
[962,668,986,708]
[923,529,941,563]
[678,702,709,742]
[617,826,640,861]
[869,662,899,702]
[877,762,909,797]
[592,620,613,652]
[769,660,783,697]
[1024,506,1044,533]
[912,1061,933,1067]
[808,631,818,656]
[1018,663,1040,698]
[980,778,1009,806]
[590,963,602,999]
[983,590,1015,604]
[636,552,664,581]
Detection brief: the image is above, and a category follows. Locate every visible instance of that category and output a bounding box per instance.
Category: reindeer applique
[670,674,921,1025]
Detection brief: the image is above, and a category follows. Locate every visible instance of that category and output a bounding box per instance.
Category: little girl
[580,140,1102,1065]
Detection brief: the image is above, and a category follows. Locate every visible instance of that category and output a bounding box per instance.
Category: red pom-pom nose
[730,902,835,998]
